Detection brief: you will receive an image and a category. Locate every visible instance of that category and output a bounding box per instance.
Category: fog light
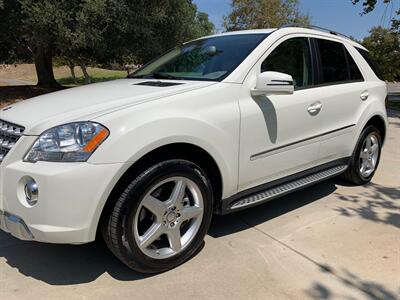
[24,178,38,206]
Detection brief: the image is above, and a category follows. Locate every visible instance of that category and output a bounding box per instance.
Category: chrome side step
[228,165,348,211]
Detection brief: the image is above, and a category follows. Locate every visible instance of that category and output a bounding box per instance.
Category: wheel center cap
[166,212,177,223]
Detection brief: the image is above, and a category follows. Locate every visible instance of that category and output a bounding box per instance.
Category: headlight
[24,122,109,163]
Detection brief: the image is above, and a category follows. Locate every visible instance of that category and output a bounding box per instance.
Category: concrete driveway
[0,114,399,300]
[387,83,400,95]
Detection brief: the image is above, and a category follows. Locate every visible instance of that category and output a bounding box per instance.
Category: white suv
[0,26,388,273]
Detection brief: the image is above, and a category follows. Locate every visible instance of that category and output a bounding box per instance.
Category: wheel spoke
[360,149,369,159]
[180,206,203,222]
[134,176,205,260]
[368,159,375,169]
[360,160,367,173]
[366,137,372,149]
[142,195,166,218]
[167,228,182,253]
[139,223,164,250]
[169,180,186,206]
[370,143,378,154]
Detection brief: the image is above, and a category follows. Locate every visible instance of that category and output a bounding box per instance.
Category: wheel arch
[96,142,224,237]
[364,114,387,143]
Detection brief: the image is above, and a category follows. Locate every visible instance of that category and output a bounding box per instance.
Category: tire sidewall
[353,125,382,183]
[115,160,213,273]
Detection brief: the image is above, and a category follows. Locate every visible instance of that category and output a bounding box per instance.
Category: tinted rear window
[316,39,348,84]
[355,47,384,80]
[346,49,364,81]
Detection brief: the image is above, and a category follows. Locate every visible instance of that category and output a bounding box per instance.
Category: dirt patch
[0,86,65,109]
[0,64,126,86]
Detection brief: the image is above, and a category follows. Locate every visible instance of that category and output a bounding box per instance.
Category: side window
[316,39,348,84]
[346,49,364,81]
[261,37,312,89]
[355,47,384,80]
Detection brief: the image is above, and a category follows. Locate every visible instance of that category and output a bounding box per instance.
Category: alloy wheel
[359,133,380,178]
[133,176,204,259]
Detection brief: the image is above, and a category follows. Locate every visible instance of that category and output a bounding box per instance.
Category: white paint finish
[91,82,241,198]
[0,27,388,244]
[251,71,294,96]
[238,87,322,190]
[1,159,128,243]
[0,79,216,135]
[0,116,398,298]
[238,35,322,191]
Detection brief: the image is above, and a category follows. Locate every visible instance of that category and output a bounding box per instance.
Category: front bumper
[0,210,34,240]
[0,152,127,244]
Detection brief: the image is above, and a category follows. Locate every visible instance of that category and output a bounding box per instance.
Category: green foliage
[0,0,215,86]
[352,0,390,14]
[122,0,215,64]
[224,0,310,31]
[0,0,27,63]
[362,26,400,81]
[194,12,216,37]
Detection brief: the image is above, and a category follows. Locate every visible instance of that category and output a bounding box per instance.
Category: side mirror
[251,71,294,96]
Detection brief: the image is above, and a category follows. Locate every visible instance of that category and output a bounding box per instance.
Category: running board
[226,164,348,212]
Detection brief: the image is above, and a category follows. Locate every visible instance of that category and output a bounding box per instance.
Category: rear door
[312,38,366,163]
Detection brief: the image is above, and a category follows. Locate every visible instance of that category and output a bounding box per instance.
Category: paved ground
[387,83,400,95]
[388,83,400,102]
[0,114,399,300]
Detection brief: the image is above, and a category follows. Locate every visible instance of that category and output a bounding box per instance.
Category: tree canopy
[0,0,215,87]
[224,0,310,31]
[362,26,400,81]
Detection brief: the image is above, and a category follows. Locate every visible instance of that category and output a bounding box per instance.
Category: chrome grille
[0,119,25,163]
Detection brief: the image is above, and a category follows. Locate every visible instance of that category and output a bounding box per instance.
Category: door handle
[360,91,369,101]
[307,102,322,115]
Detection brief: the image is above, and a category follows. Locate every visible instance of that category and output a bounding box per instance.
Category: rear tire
[341,125,382,185]
[102,159,214,274]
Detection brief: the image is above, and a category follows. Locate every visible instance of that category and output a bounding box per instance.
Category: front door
[238,36,323,191]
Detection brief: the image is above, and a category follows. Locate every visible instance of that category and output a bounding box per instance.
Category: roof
[204,26,366,50]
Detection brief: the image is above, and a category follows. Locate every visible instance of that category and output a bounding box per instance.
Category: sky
[193,0,399,40]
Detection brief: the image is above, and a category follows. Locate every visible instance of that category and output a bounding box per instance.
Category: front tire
[341,125,382,185]
[102,159,214,273]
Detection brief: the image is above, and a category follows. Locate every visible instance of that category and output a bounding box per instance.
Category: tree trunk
[68,63,76,84]
[80,64,91,84]
[33,46,60,88]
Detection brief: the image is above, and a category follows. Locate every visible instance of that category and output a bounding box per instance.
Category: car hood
[0,79,216,135]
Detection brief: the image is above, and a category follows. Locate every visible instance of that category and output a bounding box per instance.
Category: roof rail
[278,23,353,40]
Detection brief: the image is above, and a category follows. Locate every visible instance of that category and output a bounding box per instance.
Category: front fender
[88,90,241,199]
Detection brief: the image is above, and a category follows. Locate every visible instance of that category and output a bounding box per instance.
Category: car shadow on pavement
[0,179,338,286]
[0,233,153,284]
[0,177,398,286]
[209,178,338,238]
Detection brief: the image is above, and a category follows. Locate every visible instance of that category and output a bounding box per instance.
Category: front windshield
[130,34,269,81]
